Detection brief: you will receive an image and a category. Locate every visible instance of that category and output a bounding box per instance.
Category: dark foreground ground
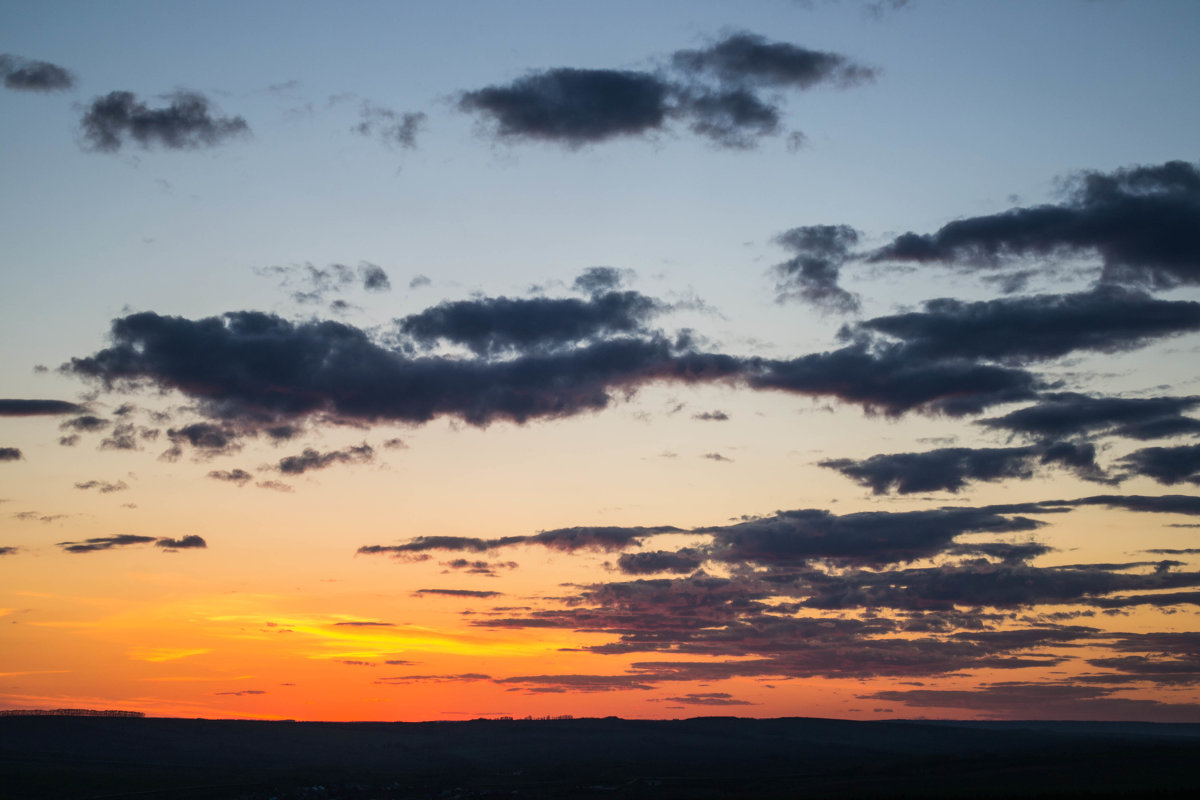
[4,715,1200,800]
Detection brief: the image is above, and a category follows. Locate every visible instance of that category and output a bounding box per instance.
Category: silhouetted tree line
[0,708,144,717]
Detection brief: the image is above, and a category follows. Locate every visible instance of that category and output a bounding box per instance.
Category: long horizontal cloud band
[63,309,1044,430]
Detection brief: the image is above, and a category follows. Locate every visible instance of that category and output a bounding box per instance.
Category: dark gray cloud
[278,444,373,475]
[60,415,111,433]
[1118,445,1200,486]
[572,266,630,295]
[352,103,425,148]
[164,422,242,459]
[0,546,17,556]
[460,67,671,146]
[753,344,1039,417]
[979,393,1200,442]
[59,533,206,553]
[80,90,250,152]
[358,263,391,292]
[772,225,861,312]
[74,479,129,493]
[396,290,664,356]
[859,286,1200,364]
[414,589,502,598]
[659,692,753,706]
[693,410,729,421]
[0,399,85,416]
[819,442,1111,495]
[616,549,705,575]
[870,160,1200,289]
[361,525,680,558]
[672,33,877,90]
[0,447,21,462]
[460,33,873,148]
[207,468,253,486]
[57,534,158,553]
[0,54,74,92]
[156,535,206,550]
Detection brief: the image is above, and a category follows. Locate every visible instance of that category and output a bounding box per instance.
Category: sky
[2,0,1200,723]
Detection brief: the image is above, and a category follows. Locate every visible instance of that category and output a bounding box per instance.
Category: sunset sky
[3,0,1200,723]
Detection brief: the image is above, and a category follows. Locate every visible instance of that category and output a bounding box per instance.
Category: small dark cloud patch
[772,225,861,312]
[693,410,729,421]
[1118,445,1200,486]
[979,393,1200,442]
[156,535,206,550]
[409,275,431,289]
[57,534,158,553]
[414,589,502,598]
[382,437,407,450]
[460,67,671,146]
[672,33,876,90]
[870,160,1200,289]
[99,423,148,451]
[658,692,753,706]
[278,444,373,475]
[395,290,664,357]
[617,549,704,575]
[164,423,242,460]
[13,511,70,523]
[58,435,79,447]
[208,468,252,486]
[442,559,518,576]
[703,452,733,462]
[0,546,18,556]
[332,621,395,627]
[0,54,74,92]
[59,533,205,553]
[255,480,293,492]
[820,442,1111,495]
[353,103,425,149]
[80,90,250,152]
[572,266,630,295]
[359,263,391,292]
[0,448,21,462]
[60,415,110,433]
[859,287,1200,365]
[0,399,84,416]
[215,690,266,696]
[74,479,129,494]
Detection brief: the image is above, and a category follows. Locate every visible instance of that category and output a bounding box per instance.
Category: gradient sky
[3,0,1200,722]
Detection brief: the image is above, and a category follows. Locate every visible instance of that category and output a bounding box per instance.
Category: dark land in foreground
[4,715,1200,800]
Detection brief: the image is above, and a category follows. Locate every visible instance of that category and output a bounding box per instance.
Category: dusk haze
[5,0,1200,750]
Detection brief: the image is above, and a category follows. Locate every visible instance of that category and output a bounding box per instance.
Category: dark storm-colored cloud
[460,68,671,145]
[278,444,373,474]
[772,225,861,312]
[859,683,1200,721]
[672,33,877,90]
[57,534,158,553]
[0,54,74,92]
[165,423,242,459]
[572,266,630,295]
[414,589,502,598]
[352,103,425,149]
[74,479,129,493]
[460,33,873,148]
[207,468,253,485]
[396,290,664,356]
[1118,445,1200,486]
[156,535,206,550]
[705,506,1044,568]
[64,311,741,430]
[617,549,705,575]
[1056,493,1200,516]
[979,393,1200,442]
[80,90,250,152]
[0,399,85,416]
[0,448,21,461]
[870,160,1200,288]
[752,344,1040,417]
[819,442,1110,495]
[858,286,1200,364]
